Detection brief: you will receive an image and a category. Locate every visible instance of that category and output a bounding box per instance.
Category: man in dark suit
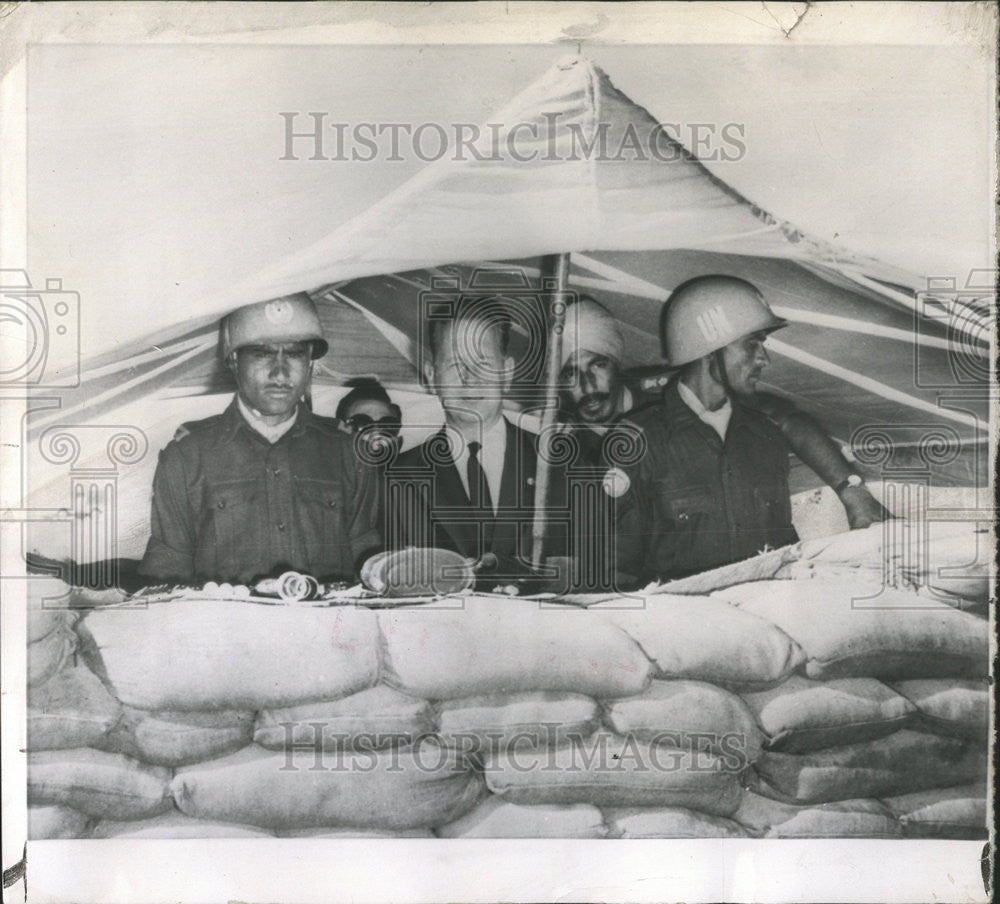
[384,298,571,590]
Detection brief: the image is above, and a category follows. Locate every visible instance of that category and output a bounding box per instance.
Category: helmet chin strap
[711,348,734,400]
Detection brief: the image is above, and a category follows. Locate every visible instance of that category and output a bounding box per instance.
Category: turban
[560,297,624,368]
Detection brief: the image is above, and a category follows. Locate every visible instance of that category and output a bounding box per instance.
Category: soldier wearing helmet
[613,275,884,586]
[139,294,381,585]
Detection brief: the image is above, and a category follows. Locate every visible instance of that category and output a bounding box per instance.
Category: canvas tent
[21,56,992,570]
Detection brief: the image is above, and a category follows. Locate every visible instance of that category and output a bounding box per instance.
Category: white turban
[560,297,625,368]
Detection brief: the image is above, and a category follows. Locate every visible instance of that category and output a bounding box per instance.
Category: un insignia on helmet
[265,300,295,324]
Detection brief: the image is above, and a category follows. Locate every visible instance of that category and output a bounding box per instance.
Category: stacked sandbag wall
[25,524,990,839]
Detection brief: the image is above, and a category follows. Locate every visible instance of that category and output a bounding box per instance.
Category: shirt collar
[236,396,300,444]
[447,415,509,461]
[677,379,733,440]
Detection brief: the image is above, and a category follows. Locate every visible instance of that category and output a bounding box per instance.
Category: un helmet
[661,276,787,367]
[221,293,328,360]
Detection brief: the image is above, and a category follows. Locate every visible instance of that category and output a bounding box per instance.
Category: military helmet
[221,293,328,360]
[661,276,787,367]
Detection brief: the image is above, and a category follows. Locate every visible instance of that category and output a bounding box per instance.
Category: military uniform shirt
[614,380,798,585]
[139,400,381,584]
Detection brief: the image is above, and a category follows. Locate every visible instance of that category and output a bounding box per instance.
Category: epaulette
[170,412,225,444]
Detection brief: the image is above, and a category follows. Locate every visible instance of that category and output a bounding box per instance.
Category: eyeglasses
[344,413,402,434]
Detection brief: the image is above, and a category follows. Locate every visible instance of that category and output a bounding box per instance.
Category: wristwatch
[834,474,864,494]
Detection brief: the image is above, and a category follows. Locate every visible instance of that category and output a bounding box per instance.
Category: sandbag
[27,665,123,751]
[78,599,380,710]
[172,743,484,831]
[380,598,652,700]
[437,692,600,755]
[102,707,255,766]
[715,580,989,679]
[279,827,434,838]
[605,679,763,766]
[733,792,902,838]
[891,679,989,740]
[28,804,91,839]
[28,748,173,820]
[90,812,274,838]
[881,784,987,839]
[436,797,607,838]
[740,675,915,753]
[27,587,79,643]
[593,595,803,690]
[606,807,748,839]
[27,624,77,687]
[484,732,743,815]
[750,729,987,804]
[255,685,435,751]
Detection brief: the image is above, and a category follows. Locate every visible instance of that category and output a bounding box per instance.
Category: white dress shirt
[449,416,508,514]
[237,397,298,444]
[677,380,732,441]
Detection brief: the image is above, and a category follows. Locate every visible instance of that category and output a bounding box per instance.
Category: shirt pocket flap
[205,480,257,512]
[656,482,714,522]
[295,478,343,510]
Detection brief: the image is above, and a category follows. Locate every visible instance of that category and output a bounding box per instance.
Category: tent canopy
[24,55,991,567]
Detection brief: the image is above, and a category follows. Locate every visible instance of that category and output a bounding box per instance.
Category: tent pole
[530,252,571,571]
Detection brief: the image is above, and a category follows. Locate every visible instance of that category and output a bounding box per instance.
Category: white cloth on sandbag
[28,748,173,820]
[172,742,484,832]
[920,521,992,601]
[255,685,435,751]
[793,521,990,601]
[750,729,987,805]
[605,679,763,766]
[27,665,123,751]
[102,707,255,766]
[881,784,987,839]
[379,598,653,700]
[484,731,743,815]
[28,804,91,839]
[78,599,380,710]
[606,807,749,839]
[891,679,989,740]
[436,797,607,838]
[28,623,77,687]
[740,675,915,753]
[437,692,600,754]
[592,594,803,690]
[90,812,275,838]
[732,792,902,838]
[714,580,989,679]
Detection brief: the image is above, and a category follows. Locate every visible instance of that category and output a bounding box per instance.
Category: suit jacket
[384,420,572,586]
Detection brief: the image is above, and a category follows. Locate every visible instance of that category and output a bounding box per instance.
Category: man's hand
[838,484,891,530]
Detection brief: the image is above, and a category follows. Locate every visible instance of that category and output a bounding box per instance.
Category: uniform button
[271,468,281,477]
[277,522,286,531]
[217,500,226,509]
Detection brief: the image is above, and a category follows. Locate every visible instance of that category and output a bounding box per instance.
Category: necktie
[467,441,495,515]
